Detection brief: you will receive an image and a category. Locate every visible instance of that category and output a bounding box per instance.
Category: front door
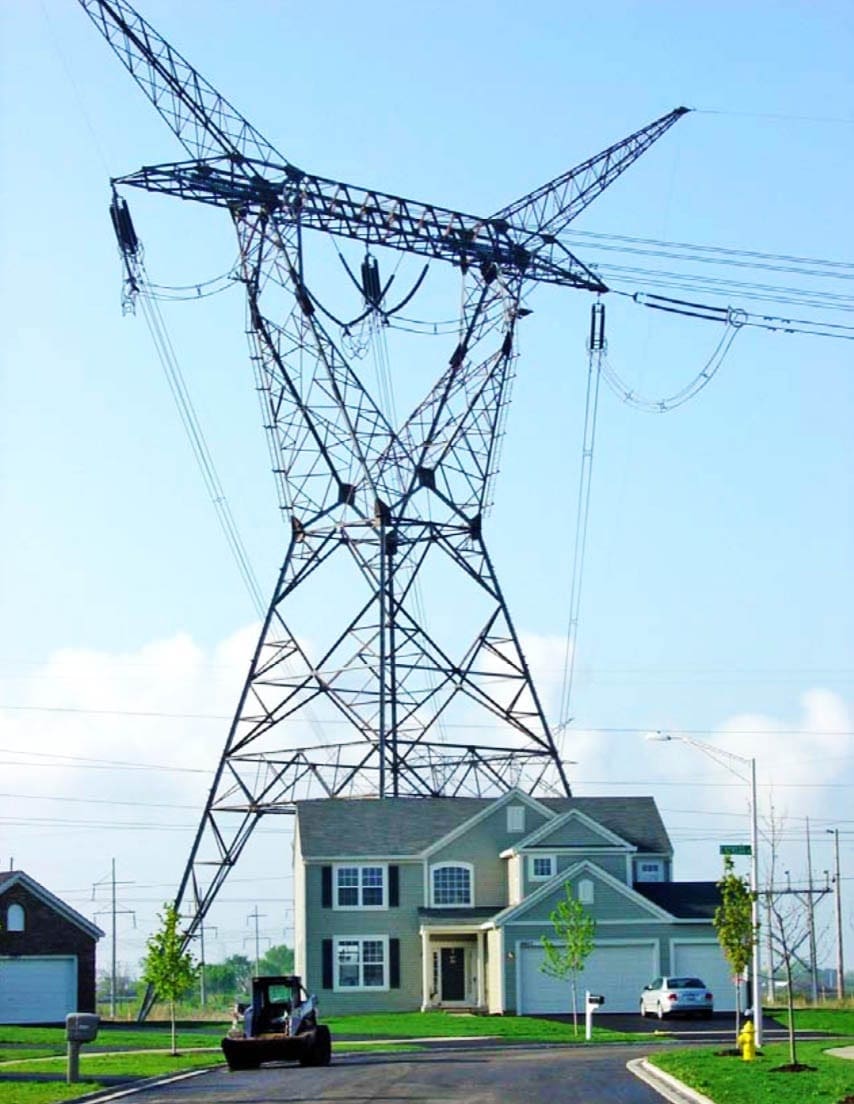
[440,947,466,1002]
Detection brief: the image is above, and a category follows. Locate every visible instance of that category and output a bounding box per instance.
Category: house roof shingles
[295,794,672,858]
[633,880,722,920]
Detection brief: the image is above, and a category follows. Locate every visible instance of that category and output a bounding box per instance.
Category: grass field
[766,1008,854,1035]
[650,1039,854,1104]
[324,1009,641,1042]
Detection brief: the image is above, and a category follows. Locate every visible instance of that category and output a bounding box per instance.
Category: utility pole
[246,908,267,977]
[92,859,135,1018]
[198,920,218,1008]
[827,828,845,999]
[805,818,819,1002]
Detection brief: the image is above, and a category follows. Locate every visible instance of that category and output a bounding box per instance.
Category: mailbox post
[66,1013,100,1083]
[584,991,604,1041]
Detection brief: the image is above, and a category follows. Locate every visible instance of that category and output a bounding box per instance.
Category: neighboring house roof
[295,793,672,858]
[0,870,104,940]
[633,881,721,920]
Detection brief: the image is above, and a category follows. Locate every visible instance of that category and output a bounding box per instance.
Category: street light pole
[749,755,761,1042]
[648,733,762,1047]
[826,828,845,1000]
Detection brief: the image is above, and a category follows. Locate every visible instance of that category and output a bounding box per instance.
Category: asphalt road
[111,1046,666,1104]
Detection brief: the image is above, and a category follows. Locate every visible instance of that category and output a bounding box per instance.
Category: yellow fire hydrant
[737,1017,756,1062]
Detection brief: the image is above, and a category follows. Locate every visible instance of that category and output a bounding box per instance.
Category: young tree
[539,885,596,1035]
[764,805,812,1069]
[141,903,199,1055]
[713,855,754,1043]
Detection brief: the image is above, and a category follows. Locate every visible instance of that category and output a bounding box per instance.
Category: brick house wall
[0,882,98,1013]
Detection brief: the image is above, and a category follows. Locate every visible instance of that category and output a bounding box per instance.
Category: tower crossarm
[491,106,690,251]
[115,158,607,291]
[78,0,288,165]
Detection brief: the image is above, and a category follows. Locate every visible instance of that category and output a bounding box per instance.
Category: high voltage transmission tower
[78,0,687,999]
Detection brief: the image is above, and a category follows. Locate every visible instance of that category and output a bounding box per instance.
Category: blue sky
[1,1,852,983]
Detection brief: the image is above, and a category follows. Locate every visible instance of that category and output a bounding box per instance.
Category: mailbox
[583,991,604,1041]
[66,1013,100,1043]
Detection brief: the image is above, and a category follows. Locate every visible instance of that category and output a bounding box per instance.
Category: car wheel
[639,1001,647,1018]
[657,1002,665,1020]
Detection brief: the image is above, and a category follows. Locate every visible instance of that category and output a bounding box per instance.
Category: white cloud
[2,628,850,971]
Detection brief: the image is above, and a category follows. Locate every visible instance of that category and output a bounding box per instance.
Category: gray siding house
[293,789,735,1015]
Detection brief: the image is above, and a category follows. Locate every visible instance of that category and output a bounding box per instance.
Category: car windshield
[668,977,705,989]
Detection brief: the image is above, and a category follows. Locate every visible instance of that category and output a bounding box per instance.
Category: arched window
[430,863,473,907]
[6,903,25,932]
[577,879,595,905]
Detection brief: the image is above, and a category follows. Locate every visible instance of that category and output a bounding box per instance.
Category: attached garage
[517,940,659,1014]
[0,957,77,1024]
[671,940,744,1013]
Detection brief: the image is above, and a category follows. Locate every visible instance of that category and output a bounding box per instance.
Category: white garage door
[0,956,77,1024]
[672,942,743,1013]
[518,941,657,1014]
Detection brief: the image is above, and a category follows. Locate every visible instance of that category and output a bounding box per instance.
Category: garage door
[518,941,657,1014]
[672,942,744,1013]
[0,957,77,1024]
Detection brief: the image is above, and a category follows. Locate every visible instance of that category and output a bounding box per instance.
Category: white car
[639,976,714,1018]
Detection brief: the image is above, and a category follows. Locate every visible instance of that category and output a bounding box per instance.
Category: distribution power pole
[827,828,845,999]
[78,0,689,1016]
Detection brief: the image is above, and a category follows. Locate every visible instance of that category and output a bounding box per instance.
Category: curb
[47,1067,217,1104]
[627,1057,717,1104]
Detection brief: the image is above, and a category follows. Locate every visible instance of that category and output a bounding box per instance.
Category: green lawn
[0,1023,228,1060]
[325,1009,640,1043]
[649,1039,854,1104]
[0,1085,104,1104]
[767,1008,854,1036]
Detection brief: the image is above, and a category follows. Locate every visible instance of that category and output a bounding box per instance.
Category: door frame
[433,942,470,1005]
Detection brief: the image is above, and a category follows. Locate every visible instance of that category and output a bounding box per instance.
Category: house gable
[492,860,674,927]
[0,872,103,941]
[512,808,636,852]
[424,789,555,860]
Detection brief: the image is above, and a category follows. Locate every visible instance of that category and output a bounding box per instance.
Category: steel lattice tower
[79,0,688,988]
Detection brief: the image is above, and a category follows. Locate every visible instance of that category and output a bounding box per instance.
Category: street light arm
[646,731,752,783]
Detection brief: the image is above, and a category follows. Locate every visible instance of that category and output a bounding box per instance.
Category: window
[636,860,663,883]
[6,903,24,932]
[334,864,386,908]
[529,855,555,880]
[334,936,388,990]
[507,805,525,832]
[431,863,472,907]
[578,878,595,904]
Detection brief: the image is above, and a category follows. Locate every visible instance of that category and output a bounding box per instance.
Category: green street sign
[720,844,752,855]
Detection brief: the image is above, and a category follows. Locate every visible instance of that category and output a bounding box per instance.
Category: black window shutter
[390,938,400,988]
[389,864,399,907]
[322,939,333,989]
[321,865,332,908]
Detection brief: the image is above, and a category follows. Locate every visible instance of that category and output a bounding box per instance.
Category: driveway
[101,1045,666,1103]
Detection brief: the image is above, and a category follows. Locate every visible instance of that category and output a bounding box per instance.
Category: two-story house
[293,789,737,1015]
